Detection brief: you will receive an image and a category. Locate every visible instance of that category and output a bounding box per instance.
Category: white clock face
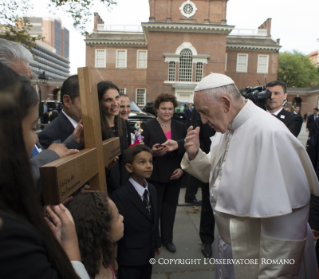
[179,1,197,18]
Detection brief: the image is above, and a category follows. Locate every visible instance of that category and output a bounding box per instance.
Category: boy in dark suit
[112,145,161,279]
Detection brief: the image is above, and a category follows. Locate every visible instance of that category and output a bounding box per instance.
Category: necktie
[143,189,151,216]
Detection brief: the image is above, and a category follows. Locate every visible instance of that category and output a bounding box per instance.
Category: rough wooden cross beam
[40,67,121,205]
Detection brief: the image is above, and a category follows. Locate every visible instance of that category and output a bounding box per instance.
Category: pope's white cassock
[181,99,319,279]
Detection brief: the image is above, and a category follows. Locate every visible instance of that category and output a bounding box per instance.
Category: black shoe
[201,244,212,258]
[163,243,176,253]
[185,198,202,205]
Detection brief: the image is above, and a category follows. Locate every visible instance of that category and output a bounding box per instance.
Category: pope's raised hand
[184,126,200,160]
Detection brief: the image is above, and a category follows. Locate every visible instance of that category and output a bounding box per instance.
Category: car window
[175,104,187,113]
[130,101,142,112]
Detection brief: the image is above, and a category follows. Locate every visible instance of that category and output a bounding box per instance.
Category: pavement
[151,122,308,279]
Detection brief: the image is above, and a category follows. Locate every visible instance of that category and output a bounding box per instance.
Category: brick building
[85,0,280,105]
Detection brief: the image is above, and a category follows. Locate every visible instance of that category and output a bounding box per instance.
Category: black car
[127,101,155,129]
[142,101,190,123]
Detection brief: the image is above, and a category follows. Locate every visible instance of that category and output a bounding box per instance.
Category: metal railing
[97,24,143,32]
[229,29,267,36]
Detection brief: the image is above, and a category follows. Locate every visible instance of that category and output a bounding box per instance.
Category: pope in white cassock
[179,73,319,278]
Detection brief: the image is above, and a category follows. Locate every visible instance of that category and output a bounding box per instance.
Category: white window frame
[168,61,176,81]
[136,88,146,106]
[257,54,269,74]
[116,49,127,68]
[137,50,148,68]
[195,62,203,82]
[95,49,106,68]
[119,88,126,94]
[236,53,248,73]
[179,48,193,82]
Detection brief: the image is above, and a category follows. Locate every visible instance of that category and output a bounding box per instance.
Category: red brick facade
[85,0,281,105]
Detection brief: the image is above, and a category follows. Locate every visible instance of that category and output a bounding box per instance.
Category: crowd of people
[1,36,319,279]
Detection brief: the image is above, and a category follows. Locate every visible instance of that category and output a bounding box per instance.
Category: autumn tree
[278,50,319,87]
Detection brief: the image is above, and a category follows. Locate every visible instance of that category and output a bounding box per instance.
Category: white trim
[179,0,197,19]
[136,88,146,106]
[175,42,197,55]
[137,50,148,68]
[257,54,269,74]
[95,49,106,68]
[142,22,235,35]
[227,45,280,51]
[116,49,127,68]
[236,53,248,73]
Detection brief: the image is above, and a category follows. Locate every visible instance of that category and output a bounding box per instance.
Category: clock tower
[143,0,233,101]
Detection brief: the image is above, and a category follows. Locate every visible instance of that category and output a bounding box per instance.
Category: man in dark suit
[38,75,81,149]
[0,38,81,200]
[185,108,216,258]
[39,100,49,124]
[184,103,193,129]
[307,108,319,137]
[112,145,161,279]
[294,106,301,116]
[266,80,303,137]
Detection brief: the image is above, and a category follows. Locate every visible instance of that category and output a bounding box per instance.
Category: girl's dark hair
[0,62,80,279]
[97,80,123,139]
[66,192,114,279]
[153,93,178,111]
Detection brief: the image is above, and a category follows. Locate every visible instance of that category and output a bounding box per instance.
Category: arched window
[179,49,193,82]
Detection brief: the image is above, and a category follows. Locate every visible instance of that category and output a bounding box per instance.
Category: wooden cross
[40,67,121,205]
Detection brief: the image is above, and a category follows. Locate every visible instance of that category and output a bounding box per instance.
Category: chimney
[276,38,280,45]
[93,12,104,32]
[258,18,272,37]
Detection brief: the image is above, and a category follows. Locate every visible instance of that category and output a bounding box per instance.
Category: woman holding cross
[0,62,90,278]
[97,81,130,195]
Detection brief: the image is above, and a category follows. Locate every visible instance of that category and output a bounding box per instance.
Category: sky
[29,0,319,75]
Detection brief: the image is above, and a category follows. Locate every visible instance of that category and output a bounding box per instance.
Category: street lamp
[37,71,48,102]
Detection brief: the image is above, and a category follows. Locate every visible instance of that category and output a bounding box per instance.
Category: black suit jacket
[142,119,187,183]
[112,180,161,266]
[307,114,318,136]
[192,108,216,154]
[38,112,75,149]
[275,108,303,137]
[184,108,192,128]
[0,211,60,278]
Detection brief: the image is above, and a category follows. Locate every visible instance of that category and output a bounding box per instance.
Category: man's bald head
[0,39,33,79]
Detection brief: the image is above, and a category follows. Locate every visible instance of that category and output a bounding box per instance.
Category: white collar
[228,99,253,132]
[266,107,283,116]
[62,109,78,129]
[129,177,149,200]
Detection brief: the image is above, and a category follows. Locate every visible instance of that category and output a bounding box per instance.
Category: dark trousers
[151,179,181,244]
[185,174,200,201]
[118,263,152,279]
[200,182,215,245]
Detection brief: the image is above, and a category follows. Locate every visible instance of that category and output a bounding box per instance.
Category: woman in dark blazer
[142,93,187,253]
[97,81,129,195]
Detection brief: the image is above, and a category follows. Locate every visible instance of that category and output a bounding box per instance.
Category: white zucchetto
[195,73,235,92]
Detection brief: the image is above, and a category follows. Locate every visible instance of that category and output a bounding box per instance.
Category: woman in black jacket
[97,81,129,194]
[142,93,186,253]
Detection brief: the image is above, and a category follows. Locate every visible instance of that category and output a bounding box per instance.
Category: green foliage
[278,50,319,87]
[48,0,117,35]
[0,0,117,47]
[0,1,43,50]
